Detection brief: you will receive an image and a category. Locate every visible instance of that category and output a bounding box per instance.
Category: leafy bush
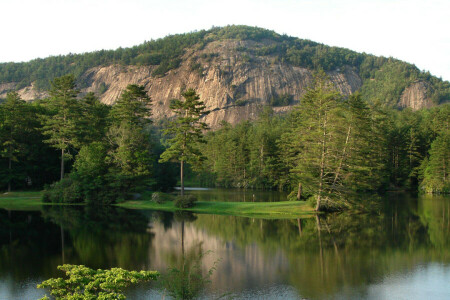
[151,192,173,204]
[37,264,158,300]
[269,93,293,106]
[174,194,198,208]
[42,176,83,204]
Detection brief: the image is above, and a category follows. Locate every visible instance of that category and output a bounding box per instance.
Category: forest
[0,72,448,212]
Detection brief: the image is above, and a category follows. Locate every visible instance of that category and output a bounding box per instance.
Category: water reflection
[0,193,449,299]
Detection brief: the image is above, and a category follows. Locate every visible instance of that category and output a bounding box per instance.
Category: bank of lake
[0,191,315,219]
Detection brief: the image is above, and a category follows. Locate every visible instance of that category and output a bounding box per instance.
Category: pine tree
[106,85,153,190]
[420,130,450,193]
[159,89,209,195]
[109,84,152,127]
[40,75,81,181]
[0,92,29,191]
[78,92,110,145]
[280,71,347,211]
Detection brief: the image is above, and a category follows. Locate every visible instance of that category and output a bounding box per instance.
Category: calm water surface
[0,191,449,299]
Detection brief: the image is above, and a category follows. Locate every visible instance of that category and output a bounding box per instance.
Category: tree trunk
[316,115,327,211]
[333,125,351,186]
[180,160,184,196]
[8,156,12,193]
[60,148,65,181]
[297,183,302,201]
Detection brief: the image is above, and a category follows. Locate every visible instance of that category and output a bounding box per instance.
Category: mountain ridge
[0,25,448,126]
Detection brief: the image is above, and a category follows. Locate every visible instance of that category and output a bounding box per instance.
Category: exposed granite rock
[0,40,431,126]
[399,81,433,110]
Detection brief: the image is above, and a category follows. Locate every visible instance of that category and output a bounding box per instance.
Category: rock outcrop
[0,40,433,127]
[399,81,433,110]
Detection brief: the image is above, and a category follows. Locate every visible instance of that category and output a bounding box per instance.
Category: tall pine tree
[0,92,30,191]
[40,75,81,180]
[159,89,209,195]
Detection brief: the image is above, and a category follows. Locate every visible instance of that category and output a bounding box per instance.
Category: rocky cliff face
[0,40,432,127]
[80,40,363,128]
[398,81,433,110]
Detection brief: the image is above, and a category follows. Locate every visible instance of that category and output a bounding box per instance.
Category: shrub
[174,194,197,208]
[151,192,173,204]
[269,93,293,106]
[41,177,83,204]
[37,264,159,300]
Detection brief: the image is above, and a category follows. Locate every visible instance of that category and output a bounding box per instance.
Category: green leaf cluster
[37,264,158,300]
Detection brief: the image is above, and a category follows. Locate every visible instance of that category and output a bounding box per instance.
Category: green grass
[0,191,82,210]
[1,191,316,219]
[0,191,44,210]
[118,200,316,219]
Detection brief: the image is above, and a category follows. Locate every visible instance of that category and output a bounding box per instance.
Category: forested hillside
[0,25,448,114]
[1,26,449,208]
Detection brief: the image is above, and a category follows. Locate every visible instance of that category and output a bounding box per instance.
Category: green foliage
[37,264,158,300]
[174,194,198,208]
[160,89,209,165]
[39,80,157,204]
[420,130,450,193]
[78,92,110,145]
[151,191,173,204]
[42,176,83,204]
[189,59,204,77]
[0,91,30,191]
[234,99,249,106]
[159,248,218,300]
[280,71,351,211]
[109,84,152,127]
[39,75,82,179]
[159,89,209,194]
[269,93,293,106]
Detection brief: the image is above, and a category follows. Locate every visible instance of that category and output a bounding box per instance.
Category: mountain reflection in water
[0,193,449,299]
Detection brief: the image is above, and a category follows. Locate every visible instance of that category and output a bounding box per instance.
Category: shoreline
[0,191,315,219]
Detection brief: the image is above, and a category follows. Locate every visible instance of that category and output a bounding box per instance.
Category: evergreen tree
[342,93,385,191]
[0,92,29,191]
[159,89,209,195]
[78,92,110,145]
[109,84,152,126]
[106,85,153,196]
[280,72,347,211]
[420,130,450,193]
[40,75,81,180]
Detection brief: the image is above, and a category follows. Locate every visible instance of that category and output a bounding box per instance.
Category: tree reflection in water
[158,211,219,300]
[0,193,448,299]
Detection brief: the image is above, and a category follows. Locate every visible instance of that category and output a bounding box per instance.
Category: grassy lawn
[118,200,316,219]
[0,191,44,210]
[1,191,316,219]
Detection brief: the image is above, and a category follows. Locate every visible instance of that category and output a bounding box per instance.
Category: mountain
[0,25,449,127]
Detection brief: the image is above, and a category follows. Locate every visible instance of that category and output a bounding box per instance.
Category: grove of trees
[0,72,449,210]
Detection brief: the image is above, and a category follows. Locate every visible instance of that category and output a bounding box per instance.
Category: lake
[0,191,449,299]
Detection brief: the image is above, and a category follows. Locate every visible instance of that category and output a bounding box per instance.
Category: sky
[1,0,449,81]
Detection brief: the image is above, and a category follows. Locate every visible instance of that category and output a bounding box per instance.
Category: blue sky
[1,0,449,80]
